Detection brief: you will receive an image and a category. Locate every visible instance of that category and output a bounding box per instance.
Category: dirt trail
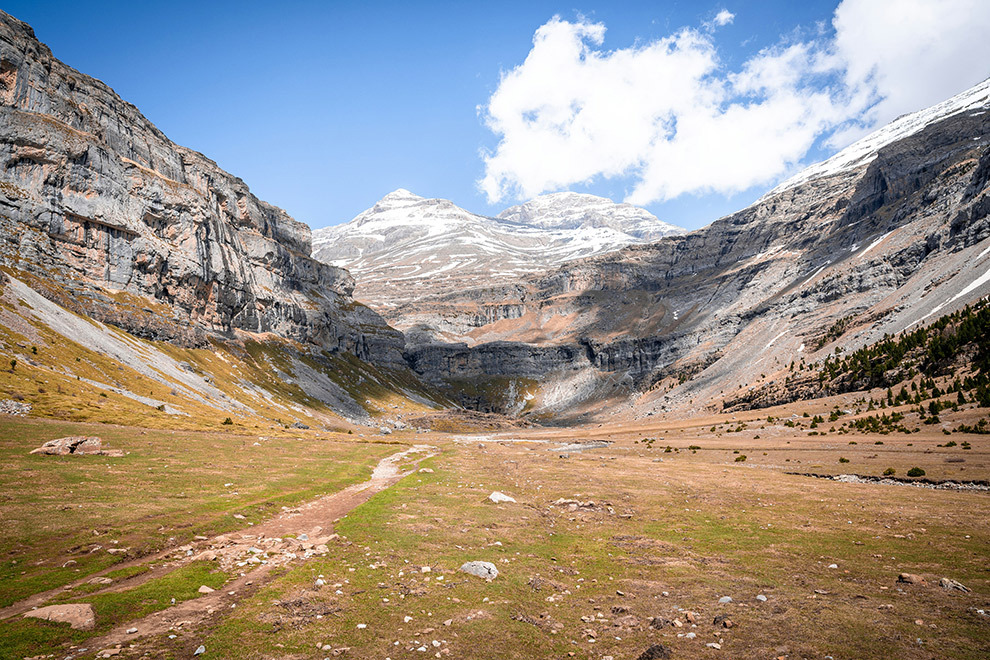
[3,445,435,653]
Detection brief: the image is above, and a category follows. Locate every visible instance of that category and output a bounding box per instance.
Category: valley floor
[1,403,988,660]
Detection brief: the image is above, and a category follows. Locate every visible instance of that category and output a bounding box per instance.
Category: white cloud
[713,9,735,27]
[831,0,990,143]
[479,0,990,206]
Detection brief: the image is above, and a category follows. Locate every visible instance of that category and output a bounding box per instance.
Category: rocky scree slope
[403,80,990,419]
[0,11,405,369]
[311,189,681,337]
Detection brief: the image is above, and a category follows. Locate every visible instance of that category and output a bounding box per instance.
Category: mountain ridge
[311,189,683,331]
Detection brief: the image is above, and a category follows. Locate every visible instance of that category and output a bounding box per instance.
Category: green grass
[0,561,227,659]
[0,418,397,608]
[197,443,990,660]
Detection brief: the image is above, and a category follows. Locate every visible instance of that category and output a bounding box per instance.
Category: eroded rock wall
[0,12,404,367]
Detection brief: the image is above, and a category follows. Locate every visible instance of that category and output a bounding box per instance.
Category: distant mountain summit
[498,191,682,240]
[311,190,684,325]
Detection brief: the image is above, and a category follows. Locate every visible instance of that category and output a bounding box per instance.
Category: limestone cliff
[402,81,990,418]
[0,11,404,367]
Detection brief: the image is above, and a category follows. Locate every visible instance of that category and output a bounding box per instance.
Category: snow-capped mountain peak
[311,190,684,315]
[498,191,683,240]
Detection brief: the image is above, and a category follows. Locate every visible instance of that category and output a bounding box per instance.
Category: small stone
[898,573,926,585]
[756,594,768,602]
[828,564,838,569]
[706,642,722,650]
[197,585,214,594]
[127,627,138,634]
[357,623,367,629]
[939,577,970,592]
[298,533,309,541]
[718,596,732,603]
[685,632,696,639]
[459,561,498,580]
[635,643,672,660]
[194,646,206,655]
[487,491,516,504]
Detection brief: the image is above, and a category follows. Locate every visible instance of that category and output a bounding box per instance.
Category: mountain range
[0,7,988,427]
[311,189,682,333]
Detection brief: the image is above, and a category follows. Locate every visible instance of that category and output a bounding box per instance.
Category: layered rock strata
[0,12,404,367]
[402,83,990,416]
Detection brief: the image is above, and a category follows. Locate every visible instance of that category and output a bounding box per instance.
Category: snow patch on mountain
[497,191,683,240]
[770,77,990,195]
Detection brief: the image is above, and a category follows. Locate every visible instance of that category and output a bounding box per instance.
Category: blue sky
[5,1,989,230]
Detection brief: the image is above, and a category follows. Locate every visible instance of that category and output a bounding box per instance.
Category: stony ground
[0,401,988,660]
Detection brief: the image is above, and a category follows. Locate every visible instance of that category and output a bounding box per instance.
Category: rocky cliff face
[0,11,405,367]
[403,80,990,418]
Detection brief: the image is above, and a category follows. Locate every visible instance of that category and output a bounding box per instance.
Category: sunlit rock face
[0,11,405,367]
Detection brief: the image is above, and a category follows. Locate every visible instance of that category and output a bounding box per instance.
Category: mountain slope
[311,189,682,332]
[0,10,445,425]
[402,79,990,420]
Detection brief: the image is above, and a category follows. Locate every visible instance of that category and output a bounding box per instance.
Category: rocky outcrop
[29,436,123,456]
[405,81,990,417]
[0,11,404,367]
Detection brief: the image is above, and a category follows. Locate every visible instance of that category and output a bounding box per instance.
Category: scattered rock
[126,627,138,634]
[718,596,732,603]
[23,603,95,630]
[756,594,768,602]
[0,399,31,416]
[194,645,206,655]
[291,422,310,429]
[706,642,722,650]
[459,561,498,580]
[898,573,926,586]
[419,468,434,473]
[636,643,673,660]
[487,491,516,504]
[713,614,734,628]
[613,614,640,628]
[939,577,971,592]
[198,585,215,594]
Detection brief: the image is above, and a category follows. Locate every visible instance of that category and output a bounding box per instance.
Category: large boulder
[23,603,95,630]
[30,436,105,455]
